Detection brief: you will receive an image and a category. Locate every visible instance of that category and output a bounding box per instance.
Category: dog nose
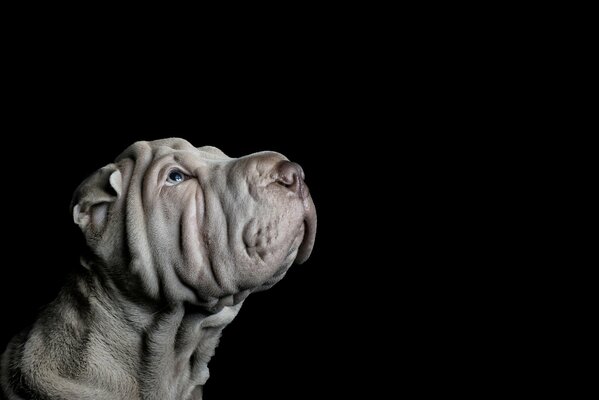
[275,161,309,199]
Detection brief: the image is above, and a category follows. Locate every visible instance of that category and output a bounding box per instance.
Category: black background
[0,6,545,396]
[0,111,404,398]
[0,28,490,396]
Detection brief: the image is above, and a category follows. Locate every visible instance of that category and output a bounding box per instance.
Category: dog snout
[275,160,309,199]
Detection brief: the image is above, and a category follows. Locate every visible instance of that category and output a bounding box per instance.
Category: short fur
[0,138,316,400]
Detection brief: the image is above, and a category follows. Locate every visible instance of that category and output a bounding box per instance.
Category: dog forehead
[148,138,197,153]
[116,139,230,163]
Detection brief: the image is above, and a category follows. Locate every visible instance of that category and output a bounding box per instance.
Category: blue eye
[167,170,187,184]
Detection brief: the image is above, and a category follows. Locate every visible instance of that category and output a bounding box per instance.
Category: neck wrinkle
[65,268,243,399]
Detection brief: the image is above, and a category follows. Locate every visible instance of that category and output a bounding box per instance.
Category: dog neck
[2,270,242,400]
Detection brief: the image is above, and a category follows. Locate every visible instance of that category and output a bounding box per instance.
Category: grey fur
[0,138,316,400]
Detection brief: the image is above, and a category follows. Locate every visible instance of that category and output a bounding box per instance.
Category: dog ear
[71,164,122,232]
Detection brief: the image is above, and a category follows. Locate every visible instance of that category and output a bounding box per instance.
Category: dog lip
[294,197,317,264]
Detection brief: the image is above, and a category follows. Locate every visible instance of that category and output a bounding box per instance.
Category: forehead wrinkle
[173,150,215,169]
[149,149,203,170]
[148,137,196,151]
[116,140,152,163]
[152,144,178,159]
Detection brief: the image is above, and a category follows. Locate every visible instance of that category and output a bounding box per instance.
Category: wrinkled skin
[0,138,316,400]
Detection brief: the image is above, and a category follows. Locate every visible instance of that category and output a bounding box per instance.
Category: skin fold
[0,138,316,400]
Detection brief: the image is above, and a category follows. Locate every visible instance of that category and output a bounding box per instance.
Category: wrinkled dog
[0,138,316,400]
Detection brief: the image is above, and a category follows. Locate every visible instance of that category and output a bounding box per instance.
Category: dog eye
[166,170,188,185]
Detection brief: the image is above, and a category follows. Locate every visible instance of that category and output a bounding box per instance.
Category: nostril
[275,161,305,195]
[278,178,295,188]
[276,171,296,187]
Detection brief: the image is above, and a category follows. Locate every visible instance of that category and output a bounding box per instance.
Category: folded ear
[71,164,122,233]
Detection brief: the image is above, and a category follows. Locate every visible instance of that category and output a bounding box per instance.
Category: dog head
[71,138,316,310]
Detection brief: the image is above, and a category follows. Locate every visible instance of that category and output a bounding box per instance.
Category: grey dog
[0,138,316,400]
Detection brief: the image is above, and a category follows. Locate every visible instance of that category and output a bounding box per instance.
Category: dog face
[71,138,316,310]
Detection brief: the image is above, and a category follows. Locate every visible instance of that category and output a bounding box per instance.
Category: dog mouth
[241,195,316,266]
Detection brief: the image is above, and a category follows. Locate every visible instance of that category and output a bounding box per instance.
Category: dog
[0,138,316,400]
